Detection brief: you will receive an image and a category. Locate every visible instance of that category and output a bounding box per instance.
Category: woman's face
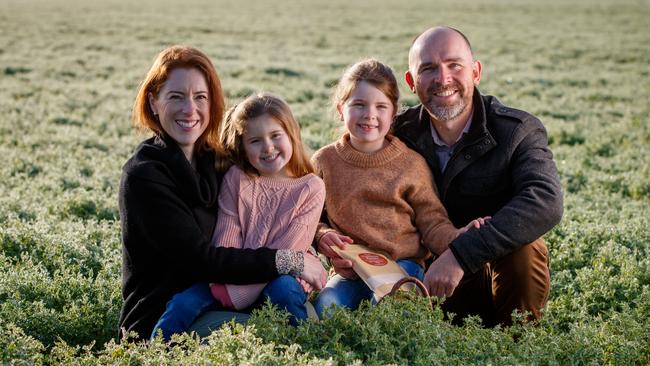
[149,67,210,161]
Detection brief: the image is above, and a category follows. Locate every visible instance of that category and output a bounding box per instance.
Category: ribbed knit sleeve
[406,157,460,255]
[311,150,339,245]
[212,167,242,248]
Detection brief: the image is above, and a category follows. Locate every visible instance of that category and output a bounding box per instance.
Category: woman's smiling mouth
[175,119,199,129]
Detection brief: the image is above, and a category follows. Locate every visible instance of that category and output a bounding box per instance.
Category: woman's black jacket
[118,135,278,340]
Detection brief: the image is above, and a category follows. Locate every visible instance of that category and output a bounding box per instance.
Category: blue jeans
[187,310,250,338]
[262,275,308,326]
[151,275,308,340]
[150,283,221,341]
[313,259,424,318]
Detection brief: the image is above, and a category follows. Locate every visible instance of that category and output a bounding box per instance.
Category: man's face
[406,30,481,125]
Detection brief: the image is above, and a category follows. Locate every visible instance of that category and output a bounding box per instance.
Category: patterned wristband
[276,249,304,277]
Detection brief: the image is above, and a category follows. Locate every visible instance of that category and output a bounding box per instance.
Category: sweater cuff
[314,227,337,247]
[276,249,303,276]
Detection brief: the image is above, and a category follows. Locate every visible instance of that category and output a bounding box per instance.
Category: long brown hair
[132,45,225,154]
[333,58,400,115]
[220,92,314,177]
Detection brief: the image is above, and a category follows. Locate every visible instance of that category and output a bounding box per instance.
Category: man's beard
[424,84,468,122]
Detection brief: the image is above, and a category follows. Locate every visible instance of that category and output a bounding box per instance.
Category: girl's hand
[296,277,313,293]
[299,253,327,290]
[456,216,492,237]
[318,232,358,279]
[317,231,353,257]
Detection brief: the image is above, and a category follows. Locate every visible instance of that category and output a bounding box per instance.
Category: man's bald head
[404,26,482,127]
[408,27,473,70]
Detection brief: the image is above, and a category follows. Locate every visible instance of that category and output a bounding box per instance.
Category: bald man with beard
[392,27,563,326]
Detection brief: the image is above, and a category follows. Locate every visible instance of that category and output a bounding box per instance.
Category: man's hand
[317,231,358,279]
[424,249,465,298]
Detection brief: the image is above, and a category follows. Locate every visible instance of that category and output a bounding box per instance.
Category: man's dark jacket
[393,89,563,274]
[118,135,278,340]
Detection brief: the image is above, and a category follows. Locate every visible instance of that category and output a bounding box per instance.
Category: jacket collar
[399,88,497,200]
[125,134,221,207]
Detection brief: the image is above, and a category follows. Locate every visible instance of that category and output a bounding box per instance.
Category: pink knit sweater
[210,165,325,310]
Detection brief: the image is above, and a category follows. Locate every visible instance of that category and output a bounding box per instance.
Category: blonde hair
[132,45,225,154]
[333,58,400,115]
[220,92,314,177]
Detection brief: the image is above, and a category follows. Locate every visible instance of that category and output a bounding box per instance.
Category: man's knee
[493,239,549,289]
[491,239,550,323]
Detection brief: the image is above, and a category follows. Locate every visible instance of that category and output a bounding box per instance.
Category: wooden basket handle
[378,276,431,307]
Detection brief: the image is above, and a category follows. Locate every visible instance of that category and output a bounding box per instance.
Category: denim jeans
[261,275,308,326]
[151,275,308,341]
[187,310,250,338]
[313,259,424,318]
[150,282,219,341]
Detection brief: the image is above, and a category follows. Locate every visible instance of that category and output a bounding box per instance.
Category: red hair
[132,45,225,154]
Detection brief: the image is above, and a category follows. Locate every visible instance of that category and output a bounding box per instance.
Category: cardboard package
[332,243,417,301]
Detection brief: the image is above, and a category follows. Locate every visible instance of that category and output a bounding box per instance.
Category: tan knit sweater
[312,134,459,262]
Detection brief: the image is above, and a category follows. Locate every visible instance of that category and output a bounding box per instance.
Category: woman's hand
[298,253,327,290]
[317,232,358,279]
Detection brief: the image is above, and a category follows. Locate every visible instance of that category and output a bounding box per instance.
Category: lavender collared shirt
[429,114,473,173]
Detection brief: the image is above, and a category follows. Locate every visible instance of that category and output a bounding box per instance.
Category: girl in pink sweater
[152,93,325,340]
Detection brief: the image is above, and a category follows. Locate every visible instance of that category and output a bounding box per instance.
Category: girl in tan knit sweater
[312,59,485,317]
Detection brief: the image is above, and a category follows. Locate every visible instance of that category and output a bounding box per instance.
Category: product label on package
[358,253,388,266]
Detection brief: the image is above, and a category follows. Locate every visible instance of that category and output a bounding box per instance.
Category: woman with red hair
[119,46,326,341]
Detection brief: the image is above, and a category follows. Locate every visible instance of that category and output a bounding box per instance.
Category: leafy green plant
[1,0,648,364]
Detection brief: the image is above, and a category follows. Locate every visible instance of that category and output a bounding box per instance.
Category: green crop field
[1,0,649,364]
